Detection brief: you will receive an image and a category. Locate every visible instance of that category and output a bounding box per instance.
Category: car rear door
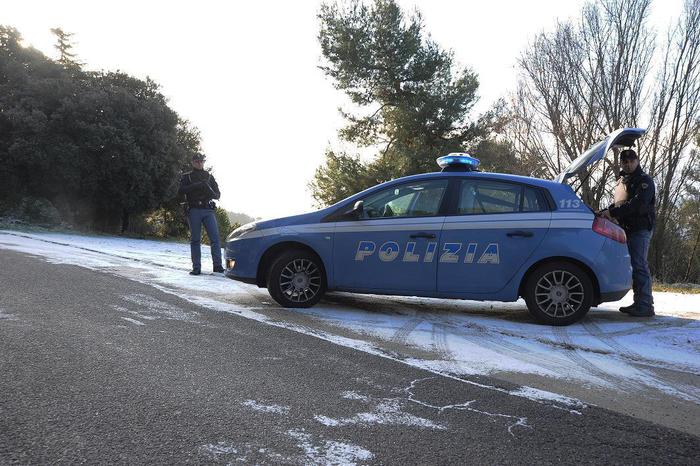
[332,178,448,293]
[437,178,551,294]
[555,128,646,183]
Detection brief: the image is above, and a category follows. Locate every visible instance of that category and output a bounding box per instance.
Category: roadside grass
[0,218,188,245]
[653,283,700,294]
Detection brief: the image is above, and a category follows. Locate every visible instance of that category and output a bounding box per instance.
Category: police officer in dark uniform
[178,153,224,275]
[600,149,656,317]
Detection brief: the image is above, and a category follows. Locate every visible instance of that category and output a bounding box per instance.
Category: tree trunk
[121,209,130,234]
[684,227,700,283]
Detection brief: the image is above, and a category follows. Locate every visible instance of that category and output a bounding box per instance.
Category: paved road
[0,249,698,464]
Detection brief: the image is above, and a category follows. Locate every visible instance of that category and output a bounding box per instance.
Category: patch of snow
[314,415,341,427]
[341,391,370,401]
[0,308,16,320]
[509,386,587,409]
[111,304,158,321]
[241,399,290,415]
[121,294,198,322]
[199,441,239,458]
[287,429,373,465]
[120,317,145,326]
[317,391,445,431]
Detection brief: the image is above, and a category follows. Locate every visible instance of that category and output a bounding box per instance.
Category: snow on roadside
[1,230,698,406]
[241,400,291,415]
[286,429,374,465]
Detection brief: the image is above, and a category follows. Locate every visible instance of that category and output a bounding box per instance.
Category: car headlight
[226,222,257,241]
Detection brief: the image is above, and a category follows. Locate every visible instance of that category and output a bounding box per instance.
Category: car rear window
[457,180,548,214]
[522,186,548,212]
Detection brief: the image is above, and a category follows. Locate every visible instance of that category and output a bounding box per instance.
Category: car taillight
[592,217,627,243]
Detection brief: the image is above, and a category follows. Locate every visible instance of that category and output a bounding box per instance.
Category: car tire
[267,249,326,308]
[523,261,593,326]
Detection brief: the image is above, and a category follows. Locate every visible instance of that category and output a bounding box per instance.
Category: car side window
[361,179,448,219]
[522,186,547,212]
[457,180,546,214]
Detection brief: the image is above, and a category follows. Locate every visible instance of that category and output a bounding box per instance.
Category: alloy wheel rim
[279,258,322,303]
[535,270,584,318]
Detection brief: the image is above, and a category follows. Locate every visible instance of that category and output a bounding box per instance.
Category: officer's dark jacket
[178,168,220,209]
[608,165,655,232]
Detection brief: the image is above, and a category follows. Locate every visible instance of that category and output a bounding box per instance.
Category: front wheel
[267,250,326,308]
[523,262,593,326]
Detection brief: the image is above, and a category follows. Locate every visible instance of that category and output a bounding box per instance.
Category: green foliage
[202,207,233,246]
[311,150,371,206]
[17,197,63,225]
[473,139,526,176]
[215,207,232,244]
[142,207,189,239]
[311,0,506,206]
[0,25,201,232]
[227,211,257,226]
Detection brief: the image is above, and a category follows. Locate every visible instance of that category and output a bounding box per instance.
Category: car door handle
[507,230,533,238]
[410,232,436,239]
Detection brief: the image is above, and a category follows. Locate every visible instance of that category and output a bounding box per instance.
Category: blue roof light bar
[436,153,480,171]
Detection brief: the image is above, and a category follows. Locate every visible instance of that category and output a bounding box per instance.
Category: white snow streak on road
[1,230,698,407]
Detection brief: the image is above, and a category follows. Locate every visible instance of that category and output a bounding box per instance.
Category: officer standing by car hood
[178,153,224,275]
[600,149,656,317]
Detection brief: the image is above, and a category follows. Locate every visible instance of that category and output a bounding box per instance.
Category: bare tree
[507,0,655,209]
[507,0,700,280]
[644,0,700,277]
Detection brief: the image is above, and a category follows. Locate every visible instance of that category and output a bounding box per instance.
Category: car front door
[332,178,448,293]
[438,178,551,294]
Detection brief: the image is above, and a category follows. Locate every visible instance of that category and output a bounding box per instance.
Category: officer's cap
[191,153,205,162]
[620,149,638,161]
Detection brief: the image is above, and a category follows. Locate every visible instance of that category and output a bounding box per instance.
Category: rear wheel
[523,262,593,326]
[267,249,326,308]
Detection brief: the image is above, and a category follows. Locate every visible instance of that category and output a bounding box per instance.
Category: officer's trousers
[187,208,222,272]
[627,229,654,311]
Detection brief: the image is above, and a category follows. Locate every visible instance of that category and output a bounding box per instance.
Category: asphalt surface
[0,249,698,464]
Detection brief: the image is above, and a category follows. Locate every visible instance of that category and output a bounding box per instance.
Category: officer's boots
[619,304,636,313]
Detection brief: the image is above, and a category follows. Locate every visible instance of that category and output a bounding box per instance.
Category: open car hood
[554,128,646,183]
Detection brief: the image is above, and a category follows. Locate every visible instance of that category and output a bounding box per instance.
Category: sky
[4,0,684,220]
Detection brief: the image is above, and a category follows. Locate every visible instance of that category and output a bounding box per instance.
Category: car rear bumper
[593,238,632,302]
[599,289,629,303]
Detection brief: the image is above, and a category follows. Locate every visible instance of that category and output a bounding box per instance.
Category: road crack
[404,377,531,437]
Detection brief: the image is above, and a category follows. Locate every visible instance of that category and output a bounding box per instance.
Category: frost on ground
[314,389,446,430]
[241,399,291,415]
[120,294,199,322]
[1,230,698,410]
[199,441,239,457]
[120,316,145,326]
[287,429,373,465]
[508,386,586,409]
[0,307,18,321]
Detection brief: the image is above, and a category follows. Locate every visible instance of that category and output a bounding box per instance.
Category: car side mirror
[345,200,364,220]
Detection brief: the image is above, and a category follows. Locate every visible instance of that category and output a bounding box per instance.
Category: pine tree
[50,27,80,67]
[310,0,491,206]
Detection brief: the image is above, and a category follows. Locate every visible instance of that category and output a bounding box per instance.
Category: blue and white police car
[225,128,643,325]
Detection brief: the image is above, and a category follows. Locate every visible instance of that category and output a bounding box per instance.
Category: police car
[225,128,643,325]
